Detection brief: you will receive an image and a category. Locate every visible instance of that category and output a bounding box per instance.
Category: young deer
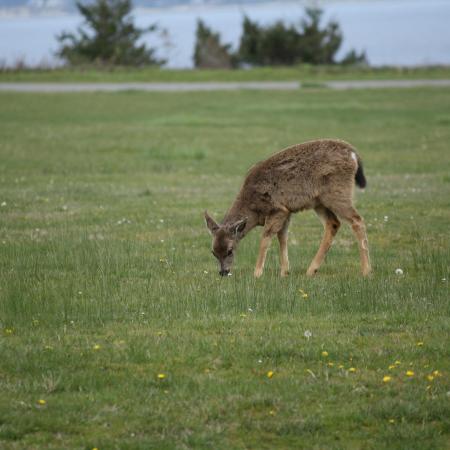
[205,139,371,277]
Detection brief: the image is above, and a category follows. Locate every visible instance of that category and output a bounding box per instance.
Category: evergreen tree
[193,20,235,69]
[238,7,367,67]
[56,0,164,66]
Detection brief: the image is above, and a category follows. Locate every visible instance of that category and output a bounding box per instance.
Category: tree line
[57,0,368,68]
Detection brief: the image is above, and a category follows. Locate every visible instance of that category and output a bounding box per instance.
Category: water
[1,0,450,68]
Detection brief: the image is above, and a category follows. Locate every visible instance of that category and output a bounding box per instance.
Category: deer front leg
[254,210,290,278]
[254,234,272,278]
[277,217,291,277]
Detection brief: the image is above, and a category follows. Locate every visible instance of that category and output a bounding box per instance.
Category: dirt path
[0,79,449,92]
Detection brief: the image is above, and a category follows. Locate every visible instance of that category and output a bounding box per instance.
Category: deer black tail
[355,157,367,189]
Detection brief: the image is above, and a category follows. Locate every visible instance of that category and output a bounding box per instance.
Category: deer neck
[222,198,258,241]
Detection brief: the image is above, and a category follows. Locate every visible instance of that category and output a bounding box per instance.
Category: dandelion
[93,344,101,350]
[427,375,435,382]
[298,288,308,299]
[37,399,46,405]
[157,373,166,380]
[388,365,396,370]
[394,360,401,366]
[432,370,442,377]
[327,362,334,367]
[388,419,395,424]
[406,370,414,377]
[348,367,357,373]
[416,341,424,347]
[383,376,392,383]
[338,364,344,369]
[395,268,404,275]
[267,371,274,379]
[321,351,329,357]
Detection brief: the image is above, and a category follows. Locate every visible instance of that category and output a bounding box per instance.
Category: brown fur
[205,139,371,277]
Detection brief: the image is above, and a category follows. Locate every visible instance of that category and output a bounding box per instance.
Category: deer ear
[229,217,247,236]
[204,210,219,235]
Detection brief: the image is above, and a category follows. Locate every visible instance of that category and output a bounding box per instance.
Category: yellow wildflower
[93,344,101,350]
[338,364,344,369]
[406,370,414,377]
[4,328,13,335]
[394,360,401,366]
[348,367,357,373]
[432,370,442,377]
[321,351,329,357]
[416,341,424,347]
[37,399,46,405]
[157,373,166,380]
[383,376,392,383]
[327,362,334,367]
[267,371,274,379]
[427,375,434,382]
[298,288,308,299]
[388,365,396,370]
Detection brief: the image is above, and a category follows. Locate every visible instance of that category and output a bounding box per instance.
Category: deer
[204,139,371,278]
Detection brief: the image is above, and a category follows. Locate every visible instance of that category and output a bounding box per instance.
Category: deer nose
[219,269,230,277]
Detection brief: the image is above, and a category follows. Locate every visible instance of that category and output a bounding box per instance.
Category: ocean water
[1,0,450,68]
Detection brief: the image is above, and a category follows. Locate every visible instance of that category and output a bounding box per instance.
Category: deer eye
[227,249,233,257]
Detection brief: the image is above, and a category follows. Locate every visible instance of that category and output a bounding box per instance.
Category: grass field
[1,64,450,83]
[0,84,449,449]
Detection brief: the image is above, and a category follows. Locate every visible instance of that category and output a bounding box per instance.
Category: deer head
[204,211,247,276]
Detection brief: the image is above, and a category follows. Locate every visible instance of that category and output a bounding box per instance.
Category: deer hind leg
[331,204,371,276]
[254,210,290,278]
[277,216,291,277]
[306,206,341,276]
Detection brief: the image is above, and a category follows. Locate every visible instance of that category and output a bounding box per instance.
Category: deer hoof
[254,268,263,278]
[280,270,290,277]
[306,268,318,277]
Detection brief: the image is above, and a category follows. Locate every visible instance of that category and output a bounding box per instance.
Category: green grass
[1,64,450,83]
[0,86,449,449]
